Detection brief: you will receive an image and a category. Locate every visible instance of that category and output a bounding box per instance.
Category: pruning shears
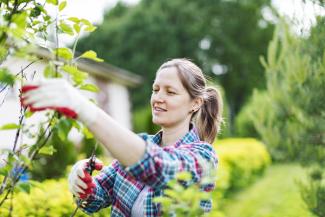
[86,154,97,176]
[70,142,98,217]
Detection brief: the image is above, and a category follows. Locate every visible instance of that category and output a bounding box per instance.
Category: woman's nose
[152,91,165,102]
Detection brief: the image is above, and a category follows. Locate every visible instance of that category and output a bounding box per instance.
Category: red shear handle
[78,161,103,199]
[21,85,78,119]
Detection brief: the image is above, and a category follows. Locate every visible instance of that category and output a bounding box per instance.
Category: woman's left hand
[21,78,97,124]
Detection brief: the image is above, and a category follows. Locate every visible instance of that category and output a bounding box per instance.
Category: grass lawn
[221,164,315,217]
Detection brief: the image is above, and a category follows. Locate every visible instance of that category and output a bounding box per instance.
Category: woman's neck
[161,121,191,146]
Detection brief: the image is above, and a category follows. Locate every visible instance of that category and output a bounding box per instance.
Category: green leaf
[176,171,192,181]
[57,118,72,141]
[59,1,67,11]
[0,68,15,86]
[12,12,27,28]
[46,0,58,5]
[80,19,92,26]
[153,196,172,207]
[79,50,103,62]
[61,65,88,85]
[73,23,80,33]
[32,20,41,25]
[79,83,99,92]
[30,5,42,18]
[0,45,8,62]
[59,22,74,36]
[54,48,73,60]
[68,17,80,23]
[84,25,97,32]
[82,126,93,139]
[71,119,81,132]
[29,180,43,188]
[16,182,31,194]
[165,189,179,199]
[0,123,20,130]
[19,155,31,168]
[79,19,97,32]
[43,63,56,78]
[39,145,56,155]
[0,164,10,176]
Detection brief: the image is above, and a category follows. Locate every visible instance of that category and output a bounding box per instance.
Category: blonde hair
[158,58,224,143]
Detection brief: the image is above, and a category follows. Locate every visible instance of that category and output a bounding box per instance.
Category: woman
[22,58,223,216]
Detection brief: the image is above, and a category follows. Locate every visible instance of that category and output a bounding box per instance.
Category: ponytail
[194,86,223,144]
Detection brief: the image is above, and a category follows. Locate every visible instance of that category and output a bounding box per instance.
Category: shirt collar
[151,123,200,147]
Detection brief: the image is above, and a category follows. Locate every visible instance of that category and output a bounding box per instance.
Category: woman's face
[151,67,195,128]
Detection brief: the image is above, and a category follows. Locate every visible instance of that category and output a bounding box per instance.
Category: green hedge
[0,179,110,217]
[213,138,271,198]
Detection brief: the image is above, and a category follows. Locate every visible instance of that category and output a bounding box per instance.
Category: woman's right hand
[68,159,103,199]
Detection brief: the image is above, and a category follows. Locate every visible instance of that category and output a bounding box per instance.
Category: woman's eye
[152,89,158,93]
[167,91,176,95]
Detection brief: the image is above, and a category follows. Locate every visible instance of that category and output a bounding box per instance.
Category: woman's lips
[153,106,167,114]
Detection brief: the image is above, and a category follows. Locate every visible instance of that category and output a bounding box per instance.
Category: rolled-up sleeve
[124,134,218,190]
[81,160,119,214]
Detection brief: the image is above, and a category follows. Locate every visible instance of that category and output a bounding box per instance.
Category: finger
[23,91,54,105]
[79,193,89,200]
[80,170,92,183]
[83,186,93,194]
[88,181,96,189]
[75,177,88,189]
[32,98,62,109]
[37,84,66,92]
[23,86,59,99]
[75,166,85,179]
[72,184,85,194]
[94,159,104,171]
[21,85,39,93]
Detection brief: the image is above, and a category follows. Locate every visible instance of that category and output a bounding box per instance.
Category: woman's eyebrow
[152,84,177,90]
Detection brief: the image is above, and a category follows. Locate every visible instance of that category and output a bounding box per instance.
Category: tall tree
[78,0,274,132]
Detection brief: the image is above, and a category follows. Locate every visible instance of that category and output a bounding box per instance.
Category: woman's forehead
[153,67,183,87]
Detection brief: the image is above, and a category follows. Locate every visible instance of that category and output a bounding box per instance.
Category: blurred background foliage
[77,0,275,134]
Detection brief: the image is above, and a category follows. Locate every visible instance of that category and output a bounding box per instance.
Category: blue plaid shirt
[80,125,218,216]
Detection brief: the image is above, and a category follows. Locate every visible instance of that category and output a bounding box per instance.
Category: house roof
[34,46,142,87]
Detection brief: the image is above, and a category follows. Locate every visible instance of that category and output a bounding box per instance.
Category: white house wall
[106,82,132,130]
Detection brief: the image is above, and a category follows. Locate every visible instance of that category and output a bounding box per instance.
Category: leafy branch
[0,0,104,214]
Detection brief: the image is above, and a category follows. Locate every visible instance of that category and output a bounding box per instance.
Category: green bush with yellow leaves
[0,138,270,217]
[0,179,110,217]
[214,138,271,199]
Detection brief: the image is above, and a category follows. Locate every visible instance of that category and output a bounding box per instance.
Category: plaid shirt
[80,125,218,216]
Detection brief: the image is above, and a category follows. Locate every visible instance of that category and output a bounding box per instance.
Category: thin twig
[0,59,41,94]
[0,113,55,207]
[0,130,52,207]
[8,190,13,217]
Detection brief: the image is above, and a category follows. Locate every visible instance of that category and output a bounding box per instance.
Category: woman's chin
[152,118,166,127]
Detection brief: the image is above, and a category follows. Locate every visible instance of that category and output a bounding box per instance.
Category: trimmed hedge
[0,179,110,217]
[214,138,271,198]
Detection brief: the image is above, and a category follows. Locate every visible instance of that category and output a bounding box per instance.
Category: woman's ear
[191,97,204,112]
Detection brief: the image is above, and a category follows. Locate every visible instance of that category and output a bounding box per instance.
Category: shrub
[0,179,110,217]
[235,18,325,163]
[155,137,271,216]
[214,138,271,196]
